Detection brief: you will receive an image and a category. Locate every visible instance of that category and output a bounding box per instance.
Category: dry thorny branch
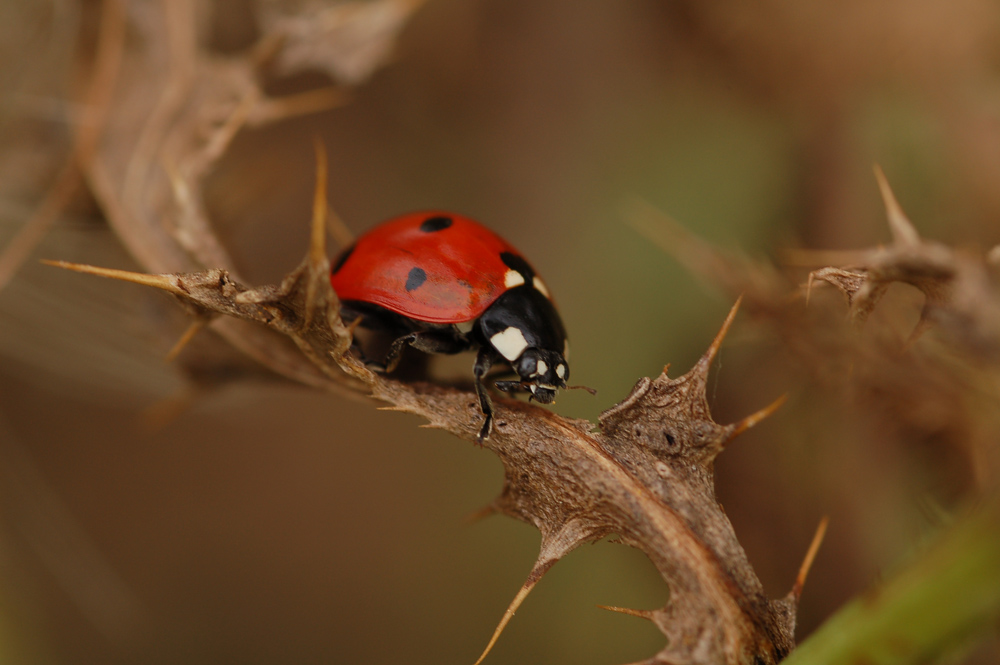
[52,148,1000,663]
[33,8,816,661]
[51,138,809,663]
[18,1,1000,664]
[628,169,1000,497]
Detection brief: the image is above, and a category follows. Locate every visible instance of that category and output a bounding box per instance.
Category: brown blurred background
[2,1,1000,663]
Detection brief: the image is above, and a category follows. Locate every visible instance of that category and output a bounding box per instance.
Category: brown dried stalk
[629,166,1000,496]
[33,1,1000,662]
[806,166,1000,358]
[49,139,816,663]
[84,0,420,391]
[0,0,124,291]
[46,2,830,663]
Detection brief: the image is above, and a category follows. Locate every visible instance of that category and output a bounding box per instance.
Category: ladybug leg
[357,332,414,373]
[375,330,472,373]
[473,346,496,443]
[495,380,529,394]
[378,332,419,373]
[408,331,472,355]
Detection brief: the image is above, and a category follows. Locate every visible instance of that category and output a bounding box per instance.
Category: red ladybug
[330,211,570,441]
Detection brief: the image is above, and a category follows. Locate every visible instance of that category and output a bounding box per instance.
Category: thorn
[473,559,555,665]
[698,296,742,372]
[464,503,497,525]
[792,516,829,601]
[345,316,363,336]
[597,605,654,620]
[309,138,329,267]
[301,138,334,331]
[41,260,187,296]
[724,393,788,447]
[328,211,355,250]
[903,309,934,351]
[165,320,206,363]
[873,165,919,246]
[140,388,198,433]
[248,86,349,127]
[302,137,352,250]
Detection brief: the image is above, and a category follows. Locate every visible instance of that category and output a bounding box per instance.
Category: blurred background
[2,1,999,663]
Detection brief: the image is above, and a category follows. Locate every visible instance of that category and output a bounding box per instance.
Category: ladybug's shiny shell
[330,212,527,324]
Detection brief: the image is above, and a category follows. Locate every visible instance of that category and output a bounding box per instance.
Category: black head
[514,347,569,403]
[478,276,570,404]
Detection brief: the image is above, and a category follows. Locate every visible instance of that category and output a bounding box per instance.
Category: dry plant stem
[806,166,1000,357]
[631,169,1000,365]
[805,164,954,327]
[50,173,802,664]
[0,0,125,292]
[83,0,381,393]
[54,4,812,661]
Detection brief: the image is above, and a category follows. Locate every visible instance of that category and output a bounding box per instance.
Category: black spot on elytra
[420,216,453,233]
[405,267,427,292]
[499,251,533,281]
[331,243,355,274]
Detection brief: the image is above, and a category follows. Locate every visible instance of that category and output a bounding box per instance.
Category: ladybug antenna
[567,384,597,396]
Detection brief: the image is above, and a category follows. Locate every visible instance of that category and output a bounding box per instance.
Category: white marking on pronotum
[455,320,475,334]
[533,277,550,298]
[536,360,548,376]
[504,269,525,289]
[555,363,566,379]
[490,326,529,361]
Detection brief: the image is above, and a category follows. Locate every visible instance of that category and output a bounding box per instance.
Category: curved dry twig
[49,158,799,663]
[0,0,125,292]
[45,3,815,663]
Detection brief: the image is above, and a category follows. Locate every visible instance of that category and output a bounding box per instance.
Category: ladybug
[330,211,570,441]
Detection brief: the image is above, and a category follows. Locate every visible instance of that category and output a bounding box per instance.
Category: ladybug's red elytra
[330,211,570,441]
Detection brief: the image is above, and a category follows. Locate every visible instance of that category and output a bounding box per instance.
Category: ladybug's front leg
[495,380,530,395]
[473,346,496,443]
